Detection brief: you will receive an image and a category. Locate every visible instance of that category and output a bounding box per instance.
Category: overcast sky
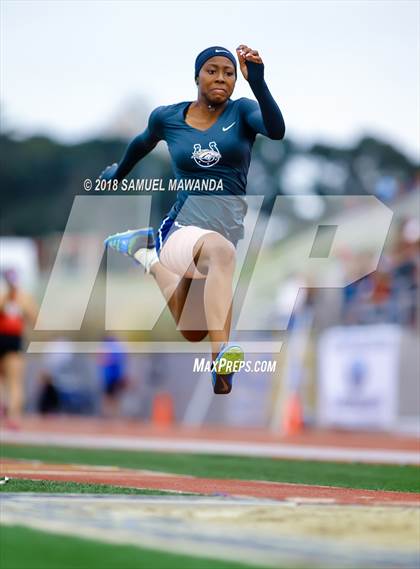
[1,0,419,160]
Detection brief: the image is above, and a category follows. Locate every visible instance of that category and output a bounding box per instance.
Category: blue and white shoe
[104,227,158,273]
[211,344,244,395]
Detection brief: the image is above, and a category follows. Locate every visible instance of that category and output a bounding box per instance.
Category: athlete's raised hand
[99,162,119,181]
[236,45,263,81]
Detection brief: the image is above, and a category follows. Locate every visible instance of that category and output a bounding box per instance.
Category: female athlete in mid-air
[102,45,285,394]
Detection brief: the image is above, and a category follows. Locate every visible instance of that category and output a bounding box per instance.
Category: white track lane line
[1,431,419,465]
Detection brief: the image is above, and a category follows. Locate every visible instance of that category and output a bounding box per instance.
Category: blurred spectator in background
[97,336,128,418]
[37,338,95,415]
[390,217,419,326]
[0,269,38,429]
[341,217,419,327]
[37,371,60,415]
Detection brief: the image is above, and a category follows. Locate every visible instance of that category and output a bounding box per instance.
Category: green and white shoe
[104,227,158,273]
[211,344,244,395]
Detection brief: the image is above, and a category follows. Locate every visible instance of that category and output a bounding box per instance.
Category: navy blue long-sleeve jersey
[110,61,285,245]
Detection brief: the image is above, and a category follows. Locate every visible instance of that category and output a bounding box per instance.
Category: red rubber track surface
[1,459,419,507]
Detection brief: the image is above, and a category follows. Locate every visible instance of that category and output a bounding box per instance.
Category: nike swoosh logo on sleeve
[222,122,236,132]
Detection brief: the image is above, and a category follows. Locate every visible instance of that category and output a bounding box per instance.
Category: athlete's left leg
[192,233,236,361]
[191,233,244,394]
[105,226,241,392]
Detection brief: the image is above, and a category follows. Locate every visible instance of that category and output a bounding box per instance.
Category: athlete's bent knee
[203,237,236,266]
[180,329,208,342]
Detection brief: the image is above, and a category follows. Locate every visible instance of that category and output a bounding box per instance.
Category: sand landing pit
[184,501,420,550]
[1,494,419,568]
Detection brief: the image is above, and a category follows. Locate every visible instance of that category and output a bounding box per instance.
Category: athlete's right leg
[104,227,207,341]
[149,263,207,342]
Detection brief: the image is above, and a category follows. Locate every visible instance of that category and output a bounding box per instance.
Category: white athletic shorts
[159,225,217,279]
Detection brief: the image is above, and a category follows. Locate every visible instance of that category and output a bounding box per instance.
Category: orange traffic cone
[282,392,303,436]
[152,392,174,427]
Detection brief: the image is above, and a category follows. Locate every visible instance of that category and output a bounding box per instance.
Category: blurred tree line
[1,131,417,236]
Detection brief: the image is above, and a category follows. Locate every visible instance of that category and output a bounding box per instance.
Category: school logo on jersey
[191,141,221,168]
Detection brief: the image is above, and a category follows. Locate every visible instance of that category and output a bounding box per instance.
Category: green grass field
[0,478,196,495]
[1,443,419,492]
[0,525,270,569]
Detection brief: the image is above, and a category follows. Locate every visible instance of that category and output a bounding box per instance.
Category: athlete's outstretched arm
[236,45,285,140]
[100,107,164,181]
